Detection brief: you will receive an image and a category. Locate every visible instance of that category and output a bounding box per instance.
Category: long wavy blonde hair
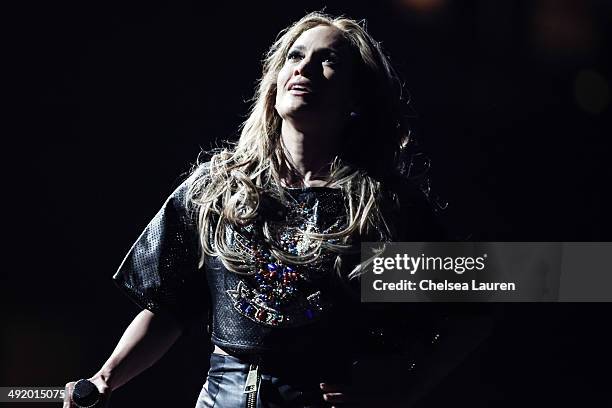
[186,11,412,279]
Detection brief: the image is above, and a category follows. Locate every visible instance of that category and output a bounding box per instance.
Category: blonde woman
[64,11,443,408]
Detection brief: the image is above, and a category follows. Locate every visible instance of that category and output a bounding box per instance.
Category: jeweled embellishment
[227,280,325,327]
[226,281,286,326]
[226,248,327,327]
[226,189,343,327]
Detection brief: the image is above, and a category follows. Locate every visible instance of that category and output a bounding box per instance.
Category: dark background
[3,0,611,406]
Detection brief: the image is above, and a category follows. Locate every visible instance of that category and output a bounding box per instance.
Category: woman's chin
[280,102,321,118]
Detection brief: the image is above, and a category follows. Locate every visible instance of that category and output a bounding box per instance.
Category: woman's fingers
[320,382,356,404]
[323,391,351,403]
[320,383,345,392]
[320,382,387,407]
[63,382,75,408]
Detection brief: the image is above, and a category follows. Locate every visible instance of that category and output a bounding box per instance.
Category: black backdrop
[4,0,612,406]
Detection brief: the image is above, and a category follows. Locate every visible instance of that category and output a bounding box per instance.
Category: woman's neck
[280,120,339,187]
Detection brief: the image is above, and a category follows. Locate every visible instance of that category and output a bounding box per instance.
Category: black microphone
[72,379,101,408]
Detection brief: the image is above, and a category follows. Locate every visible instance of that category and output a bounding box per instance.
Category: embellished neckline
[281,186,342,192]
[227,184,346,328]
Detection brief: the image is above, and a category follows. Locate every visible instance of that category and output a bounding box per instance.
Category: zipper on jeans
[244,363,260,408]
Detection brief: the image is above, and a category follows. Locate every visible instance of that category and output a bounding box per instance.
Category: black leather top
[112,163,447,359]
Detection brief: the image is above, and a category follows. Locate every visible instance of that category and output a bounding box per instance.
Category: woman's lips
[288,89,313,96]
[287,81,316,96]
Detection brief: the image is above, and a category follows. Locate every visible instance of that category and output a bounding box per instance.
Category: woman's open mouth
[288,83,315,96]
[289,88,313,96]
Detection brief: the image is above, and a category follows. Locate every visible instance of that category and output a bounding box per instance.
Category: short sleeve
[112,175,209,332]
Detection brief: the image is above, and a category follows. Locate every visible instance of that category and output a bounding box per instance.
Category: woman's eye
[287,51,303,61]
[322,53,339,65]
[323,57,337,65]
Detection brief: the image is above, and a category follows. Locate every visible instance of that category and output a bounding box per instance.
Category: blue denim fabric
[196,353,350,408]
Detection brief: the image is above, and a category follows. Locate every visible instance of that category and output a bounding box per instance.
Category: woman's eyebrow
[320,48,339,55]
[290,44,341,54]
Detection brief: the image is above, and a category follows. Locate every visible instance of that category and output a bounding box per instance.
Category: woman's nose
[293,56,316,77]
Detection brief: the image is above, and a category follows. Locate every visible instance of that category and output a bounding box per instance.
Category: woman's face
[275,25,356,130]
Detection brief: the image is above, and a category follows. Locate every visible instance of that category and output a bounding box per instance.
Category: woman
[64,11,444,408]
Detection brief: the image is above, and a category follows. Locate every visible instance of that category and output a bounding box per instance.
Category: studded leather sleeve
[112,174,209,333]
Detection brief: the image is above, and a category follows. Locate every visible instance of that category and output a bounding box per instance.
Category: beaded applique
[226,188,345,328]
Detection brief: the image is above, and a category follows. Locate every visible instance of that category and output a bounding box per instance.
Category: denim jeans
[195,352,353,408]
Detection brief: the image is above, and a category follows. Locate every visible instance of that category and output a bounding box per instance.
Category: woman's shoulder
[185,161,212,184]
[172,161,212,197]
[157,161,213,220]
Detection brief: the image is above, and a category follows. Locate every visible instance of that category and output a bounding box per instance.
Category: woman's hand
[320,383,354,408]
[62,310,184,407]
[63,375,110,408]
[320,382,383,407]
[320,382,353,406]
[320,380,404,408]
